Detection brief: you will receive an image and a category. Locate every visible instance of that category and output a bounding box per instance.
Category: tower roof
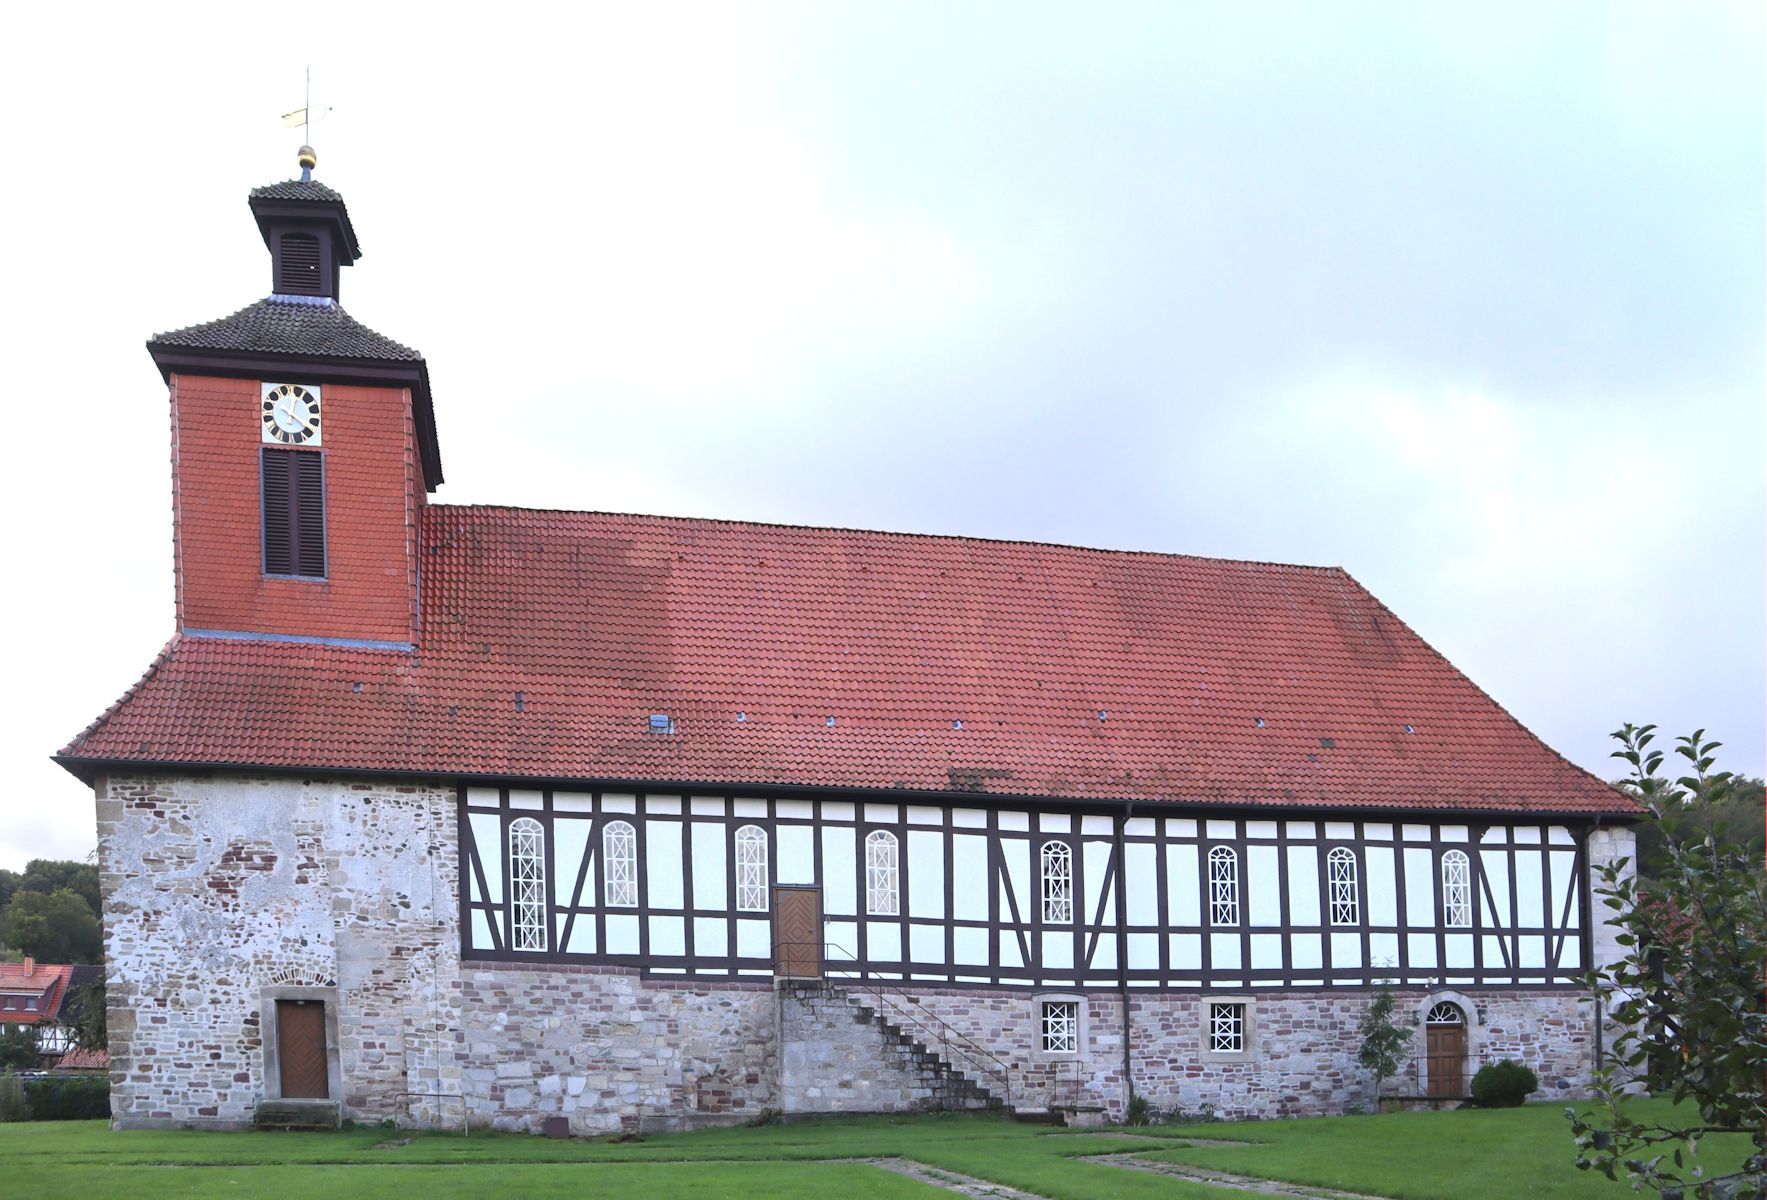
[248,177,362,262]
[149,297,423,361]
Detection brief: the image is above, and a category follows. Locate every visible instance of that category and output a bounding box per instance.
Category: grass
[1138,1098,1757,1200]
[0,1098,1751,1198]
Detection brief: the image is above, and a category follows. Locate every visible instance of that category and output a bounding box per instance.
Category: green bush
[0,1073,28,1122]
[1470,1059,1538,1108]
[21,1076,109,1120]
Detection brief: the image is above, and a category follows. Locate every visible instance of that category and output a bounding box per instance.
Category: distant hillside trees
[0,860,102,965]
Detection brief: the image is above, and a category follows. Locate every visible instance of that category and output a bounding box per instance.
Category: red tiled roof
[61,507,1634,815]
[52,1046,111,1073]
[0,961,73,1026]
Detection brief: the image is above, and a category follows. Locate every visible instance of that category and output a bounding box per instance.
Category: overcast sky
[1,2,1760,870]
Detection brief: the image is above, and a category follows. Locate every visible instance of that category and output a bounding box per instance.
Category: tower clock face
[261,383,322,446]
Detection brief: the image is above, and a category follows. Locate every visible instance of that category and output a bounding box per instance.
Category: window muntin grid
[1210,1002,1246,1053]
[1208,846,1240,926]
[865,830,899,916]
[1327,846,1360,926]
[508,817,547,952]
[1426,1002,1464,1025]
[1041,840,1073,924]
[735,825,769,912]
[1441,850,1472,928]
[603,820,637,907]
[1041,1001,1078,1054]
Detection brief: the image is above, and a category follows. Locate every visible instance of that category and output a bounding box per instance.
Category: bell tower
[147,150,444,649]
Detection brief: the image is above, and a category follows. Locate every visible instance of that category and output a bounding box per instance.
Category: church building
[58,158,1637,1132]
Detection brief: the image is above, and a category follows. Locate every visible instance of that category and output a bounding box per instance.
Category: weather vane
[280,67,332,181]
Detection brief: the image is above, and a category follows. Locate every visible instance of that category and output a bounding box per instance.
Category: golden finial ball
[297,145,318,170]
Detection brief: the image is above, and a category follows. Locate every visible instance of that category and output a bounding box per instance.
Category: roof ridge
[428,503,1348,574]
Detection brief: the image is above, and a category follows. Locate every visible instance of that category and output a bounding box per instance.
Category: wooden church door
[1425,1003,1466,1098]
[772,886,823,979]
[276,999,330,1099]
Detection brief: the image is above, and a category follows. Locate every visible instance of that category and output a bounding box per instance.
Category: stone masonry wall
[98,772,460,1129]
[877,985,1597,1120]
[778,981,1001,1114]
[456,966,778,1134]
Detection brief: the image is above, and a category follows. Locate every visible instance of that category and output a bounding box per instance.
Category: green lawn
[0,1099,1750,1199]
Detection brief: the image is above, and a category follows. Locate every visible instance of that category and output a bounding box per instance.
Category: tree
[1356,986,1412,1110]
[1627,775,1765,886]
[0,890,101,964]
[14,859,101,917]
[66,978,106,1053]
[1569,725,1767,1198]
[0,1027,37,1073]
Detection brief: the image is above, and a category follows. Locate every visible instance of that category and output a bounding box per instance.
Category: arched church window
[603,820,637,907]
[865,830,899,916]
[1441,850,1472,927]
[1041,841,1073,924]
[735,825,769,912]
[1327,846,1360,926]
[1208,846,1240,926]
[508,817,547,952]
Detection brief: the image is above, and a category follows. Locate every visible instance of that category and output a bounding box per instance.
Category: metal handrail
[775,936,1015,1110]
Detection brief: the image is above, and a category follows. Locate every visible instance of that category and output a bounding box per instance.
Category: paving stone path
[859,1156,1049,1198]
[1081,1142,1389,1200]
[840,1134,1395,1200]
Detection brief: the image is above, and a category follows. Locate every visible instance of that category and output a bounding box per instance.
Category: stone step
[253,1099,340,1131]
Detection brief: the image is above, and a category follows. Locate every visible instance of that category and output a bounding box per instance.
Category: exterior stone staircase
[778,980,1008,1115]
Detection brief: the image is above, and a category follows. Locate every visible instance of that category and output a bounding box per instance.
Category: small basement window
[1210,1002,1247,1053]
[1040,1000,1079,1054]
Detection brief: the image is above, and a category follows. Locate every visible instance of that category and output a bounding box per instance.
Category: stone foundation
[457,965,778,1134]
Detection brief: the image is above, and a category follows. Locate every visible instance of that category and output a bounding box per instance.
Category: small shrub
[0,1073,29,1122]
[1470,1059,1538,1108]
[1123,1094,1150,1126]
[20,1076,109,1120]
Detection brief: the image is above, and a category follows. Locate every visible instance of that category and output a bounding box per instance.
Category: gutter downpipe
[1586,816,1605,1071]
[1117,802,1134,1115]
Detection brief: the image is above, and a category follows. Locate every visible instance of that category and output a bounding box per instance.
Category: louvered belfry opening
[276,233,322,295]
[261,448,326,577]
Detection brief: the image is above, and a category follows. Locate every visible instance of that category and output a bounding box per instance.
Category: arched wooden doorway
[1425,1002,1467,1098]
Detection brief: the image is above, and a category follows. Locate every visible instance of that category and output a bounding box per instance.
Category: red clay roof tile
[61,507,1633,815]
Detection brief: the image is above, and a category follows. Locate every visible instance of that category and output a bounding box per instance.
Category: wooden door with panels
[1425,1002,1467,1098]
[276,999,330,1099]
[771,886,823,979]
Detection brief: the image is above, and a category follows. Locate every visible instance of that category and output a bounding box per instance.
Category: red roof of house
[61,507,1633,815]
[51,1046,111,1073]
[0,961,73,1026]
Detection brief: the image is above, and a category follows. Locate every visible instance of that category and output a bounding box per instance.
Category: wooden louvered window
[261,448,326,578]
[277,233,322,294]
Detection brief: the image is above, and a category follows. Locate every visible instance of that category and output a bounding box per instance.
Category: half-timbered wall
[459,786,1590,990]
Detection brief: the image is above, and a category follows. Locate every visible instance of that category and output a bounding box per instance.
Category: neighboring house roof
[0,961,73,1027]
[51,1046,110,1073]
[147,298,423,361]
[60,507,1635,816]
